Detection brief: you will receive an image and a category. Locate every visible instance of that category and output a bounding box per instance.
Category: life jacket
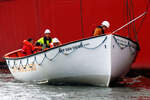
[37,36,52,49]
[34,46,42,53]
[92,26,105,36]
[49,43,54,48]
[22,40,35,56]
[43,36,52,48]
[97,26,104,34]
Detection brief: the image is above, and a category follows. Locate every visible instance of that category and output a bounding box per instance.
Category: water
[0,74,150,100]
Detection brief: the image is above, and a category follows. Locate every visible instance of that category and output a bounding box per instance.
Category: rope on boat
[113,36,137,55]
[123,0,150,44]
[19,59,23,68]
[113,36,129,49]
[12,60,16,69]
[25,58,30,67]
[128,42,136,55]
[82,36,107,49]
[9,36,108,67]
[34,54,46,65]
[9,35,137,68]
[136,0,150,34]
[39,53,47,65]
[45,50,60,61]
[59,42,83,55]
[33,50,60,65]
[34,56,40,65]
[80,0,84,38]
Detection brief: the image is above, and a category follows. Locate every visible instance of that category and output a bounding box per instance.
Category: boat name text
[59,43,90,52]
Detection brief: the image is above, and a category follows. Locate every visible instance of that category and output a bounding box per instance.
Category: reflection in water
[0,74,150,100]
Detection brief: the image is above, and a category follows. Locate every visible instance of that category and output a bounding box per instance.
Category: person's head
[44,29,51,38]
[35,42,41,46]
[27,38,33,44]
[53,38,60,47]
[101,21,110,30]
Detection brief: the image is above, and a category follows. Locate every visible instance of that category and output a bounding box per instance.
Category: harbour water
[0,73,150,100]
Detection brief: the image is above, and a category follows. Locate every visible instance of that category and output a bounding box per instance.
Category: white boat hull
[5,34,138,86]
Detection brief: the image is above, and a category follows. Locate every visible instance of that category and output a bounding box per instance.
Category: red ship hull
[0,0,149,69]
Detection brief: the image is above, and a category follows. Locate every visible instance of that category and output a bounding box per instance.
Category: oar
[112,12,147,34]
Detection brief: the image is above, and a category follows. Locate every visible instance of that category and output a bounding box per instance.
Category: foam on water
[0,74,150,100]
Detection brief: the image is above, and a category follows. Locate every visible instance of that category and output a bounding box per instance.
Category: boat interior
[4,49,23,58]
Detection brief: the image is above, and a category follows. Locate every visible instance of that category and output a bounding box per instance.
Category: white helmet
[101,21,110,28]
[53,38,60,43]
[44,29,51,34]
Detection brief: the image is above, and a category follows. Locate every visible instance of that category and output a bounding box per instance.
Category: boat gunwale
[4,34,139,60]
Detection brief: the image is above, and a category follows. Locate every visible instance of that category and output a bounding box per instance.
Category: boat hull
[5,34,138,86]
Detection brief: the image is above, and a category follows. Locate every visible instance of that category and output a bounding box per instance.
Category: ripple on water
[0,74,150,100]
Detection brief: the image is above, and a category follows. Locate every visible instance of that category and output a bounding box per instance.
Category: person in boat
[93,21,110,36]
[50,38,62,48]
[22,38,35,56]
[35,42,42,52]
[36,29,53,49]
